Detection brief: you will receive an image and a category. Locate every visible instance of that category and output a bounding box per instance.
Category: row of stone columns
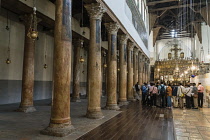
[16,1,150,137]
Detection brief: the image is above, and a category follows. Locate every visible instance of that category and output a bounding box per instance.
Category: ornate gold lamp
[79,56,85,63]
[27,6,38,40]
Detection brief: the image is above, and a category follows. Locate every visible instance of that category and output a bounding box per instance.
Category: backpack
[141,85,147,94]
[192,86,198,94]
[159,85,166,95]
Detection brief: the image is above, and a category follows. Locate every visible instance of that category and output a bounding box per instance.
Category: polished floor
[78,102,174,140]
[173,108,210,140]
[0,98,121,140]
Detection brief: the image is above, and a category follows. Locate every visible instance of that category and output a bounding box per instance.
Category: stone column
[104,22,120,110]
[127,42,135,101]
[133,48,139,85]
[147,60,150,82]
[72,39,83,102]
[17,14,36,113]
[41,0,74,137]
[118,35,129,106]
[138,52,143,86]
[85,3,106,119]
[142,56,146,84]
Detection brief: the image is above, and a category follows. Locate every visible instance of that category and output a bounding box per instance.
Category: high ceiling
[147,0,209,40]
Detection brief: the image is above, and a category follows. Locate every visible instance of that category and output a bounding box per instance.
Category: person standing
[158,82,166,108]
[149,83,158,107]
[177,83,186,109]
[192,83,198,109]
[134,82,141,101]
[166,84,172,108]
[172,85,178,108]
[185,84,192,109]
[141,83,148,105]
[198,83,204,108]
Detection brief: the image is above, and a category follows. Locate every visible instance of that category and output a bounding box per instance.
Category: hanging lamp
[5,11,11,64]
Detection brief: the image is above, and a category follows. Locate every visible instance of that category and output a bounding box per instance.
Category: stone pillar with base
[138,52,143,86]
[118,35,129,106]
[72,39,84,102]
[17,14,36,113]
[40,0,74,137]
[104,22,120,110]
[133,48,139,85]
[127,42,135,101]
[85,3,106,119]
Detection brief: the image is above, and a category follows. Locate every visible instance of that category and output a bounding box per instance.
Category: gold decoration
[6,58,11,64]
[44,64,48,69]
[79,56,85,63]
[103,63,107,68]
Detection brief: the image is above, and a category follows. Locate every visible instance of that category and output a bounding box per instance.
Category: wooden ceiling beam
[149,2,208,12]
[147,0,178,6]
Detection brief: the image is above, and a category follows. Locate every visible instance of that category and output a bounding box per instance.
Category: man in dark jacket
[172,85,178,108]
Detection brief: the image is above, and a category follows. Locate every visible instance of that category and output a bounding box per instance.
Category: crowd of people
[134,82,205,109]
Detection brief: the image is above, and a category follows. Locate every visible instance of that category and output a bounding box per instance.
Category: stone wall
[0,9,88,104]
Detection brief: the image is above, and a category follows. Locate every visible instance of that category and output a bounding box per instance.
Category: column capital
[134,48,140,55]
[118,34,128,45]
[128,42,134,51]
[85,3,106,20]
[104,22,119,34]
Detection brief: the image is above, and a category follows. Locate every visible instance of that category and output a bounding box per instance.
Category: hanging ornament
[27,0,38,40]
[43,34,48,69]
[44,63,48,69]
[5,11,11,64]
[79,56,85,63]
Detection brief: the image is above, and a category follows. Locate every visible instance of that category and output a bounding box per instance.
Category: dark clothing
[191,96,194,108]
[198,92,204,107]
[142,94,147,105]
[160,94,165,107]
[172,86,178,96]
[151,94,157,106]
[186,96,191,109]
[135,84,140,91]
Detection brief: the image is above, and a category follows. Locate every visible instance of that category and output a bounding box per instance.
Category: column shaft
[127,42,135,101]
[85,3,106,119]
[41,0,74,137]
[118,35,128,105]
[72,39,83,102]
[138,52,142,86]
[18,14,36,113]
[105,22,119,110]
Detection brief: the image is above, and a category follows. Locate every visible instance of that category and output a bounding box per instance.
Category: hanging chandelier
[27,0,38,40]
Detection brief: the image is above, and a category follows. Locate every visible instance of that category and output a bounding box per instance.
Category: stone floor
[173,107,210,140]
[0,97,121,140]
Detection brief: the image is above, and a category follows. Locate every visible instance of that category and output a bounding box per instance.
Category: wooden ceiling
[147,0,209,40]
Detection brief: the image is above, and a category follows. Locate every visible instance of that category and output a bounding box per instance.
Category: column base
[16,106,36,113]
[86,110,104,119]
[104,104,120,110]
[118,101,129,106]
[127,98,136,102]
[71,97,81,102]
[40,123,74,137]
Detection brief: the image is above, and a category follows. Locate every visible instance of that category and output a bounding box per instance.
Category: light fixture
[103,63,107,68]
[191,66,196,70]
[5,11,11,64]
[79,56,85,63]
[117,68,120,71]
[27,0,38,40]
[44,64,48,69]
[157,68,160,71]
[184,71,188,74]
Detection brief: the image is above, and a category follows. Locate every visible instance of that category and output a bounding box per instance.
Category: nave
[78,102,174,140]
[0,98,174,140]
